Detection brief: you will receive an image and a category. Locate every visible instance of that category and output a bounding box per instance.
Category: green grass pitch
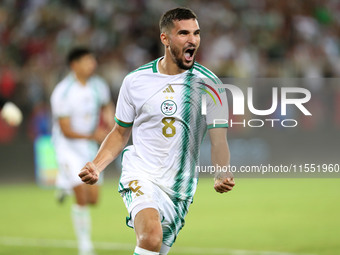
[0,178,339,255]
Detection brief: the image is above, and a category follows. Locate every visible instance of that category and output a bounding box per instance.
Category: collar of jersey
[68,72,92,87]
[154,57,194,75]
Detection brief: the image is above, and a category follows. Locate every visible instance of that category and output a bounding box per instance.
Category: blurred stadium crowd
[0,0,340,143]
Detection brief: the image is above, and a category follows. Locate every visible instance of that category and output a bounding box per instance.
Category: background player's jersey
[51,73,110,160]
[116,58,228,201]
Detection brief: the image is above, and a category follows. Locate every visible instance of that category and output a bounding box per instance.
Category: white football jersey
[51,73,110,160]
[116,58,228,201]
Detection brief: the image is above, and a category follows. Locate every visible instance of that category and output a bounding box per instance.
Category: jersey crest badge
[161,100,177,116]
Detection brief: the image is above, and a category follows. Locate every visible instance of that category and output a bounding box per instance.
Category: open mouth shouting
[184,47,196,62]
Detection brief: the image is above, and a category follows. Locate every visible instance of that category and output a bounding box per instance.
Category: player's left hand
[214,175,235,194]
[79,162,100,185]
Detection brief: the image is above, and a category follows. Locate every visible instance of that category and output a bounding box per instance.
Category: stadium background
[0,0,339,255]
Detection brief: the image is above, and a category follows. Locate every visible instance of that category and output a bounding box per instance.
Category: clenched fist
[79,162,100,185]
[214,171,235,193]
[214,177,235,193]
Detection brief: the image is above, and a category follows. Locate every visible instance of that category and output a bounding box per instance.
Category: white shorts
[119,178,192,247]
[55,149,102,190]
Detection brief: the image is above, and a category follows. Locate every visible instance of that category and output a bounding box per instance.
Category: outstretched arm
[79,123,132,184]
[209,128,235,193]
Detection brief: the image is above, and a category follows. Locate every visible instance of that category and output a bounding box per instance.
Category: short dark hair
[159,7,197,33]
[67,47,92,65]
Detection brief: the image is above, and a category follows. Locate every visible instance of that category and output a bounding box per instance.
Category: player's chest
[134,83,201,120]
[68,86,99,116]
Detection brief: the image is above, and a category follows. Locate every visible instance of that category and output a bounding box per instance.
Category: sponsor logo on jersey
[161,100,177,116]
[163,85,175,93]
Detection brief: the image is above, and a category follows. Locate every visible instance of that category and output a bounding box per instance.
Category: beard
[169,43,196,70]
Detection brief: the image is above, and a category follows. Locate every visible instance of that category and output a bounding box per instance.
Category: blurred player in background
[79,8,234,255]
[51,47,114,255]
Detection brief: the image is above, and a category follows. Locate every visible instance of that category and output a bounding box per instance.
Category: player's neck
[74,73,89,86]
[159,55,186,75]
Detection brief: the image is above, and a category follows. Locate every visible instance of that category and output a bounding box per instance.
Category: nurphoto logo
[201,83,312,128]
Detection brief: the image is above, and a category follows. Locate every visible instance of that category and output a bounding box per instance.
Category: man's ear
[160,32,170,47]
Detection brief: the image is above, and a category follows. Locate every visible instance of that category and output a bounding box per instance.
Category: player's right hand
[79,162,99,185]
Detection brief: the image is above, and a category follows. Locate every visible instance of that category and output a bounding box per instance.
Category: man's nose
[187,33,198,46]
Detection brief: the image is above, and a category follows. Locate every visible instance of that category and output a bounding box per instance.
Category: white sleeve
[51,88,71,118]
[203,78,229,129]
[114,76,135,127]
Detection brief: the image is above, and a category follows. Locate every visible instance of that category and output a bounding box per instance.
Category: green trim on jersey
[194,66,217,84]
[118,148,129,192]
[207,123,229,129]
[140,60,154,67]
[189,64,195,73]
[152,58,161,73]
[118,182,125,192]
[194,63,221,82]
[194,63,220,81]
[131,57,197,74]
[163,198,191,246]
[184,82,204,197]
[172,72,192,199]
[128,65,152,75]
[128,63,153,75]
[127,58,161,75]
[136,65,152,71]
[123,189,133,207]
[193,63,221,85]
[121,148,129,163]
[114,116,133,127]
[151,57,196,73]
